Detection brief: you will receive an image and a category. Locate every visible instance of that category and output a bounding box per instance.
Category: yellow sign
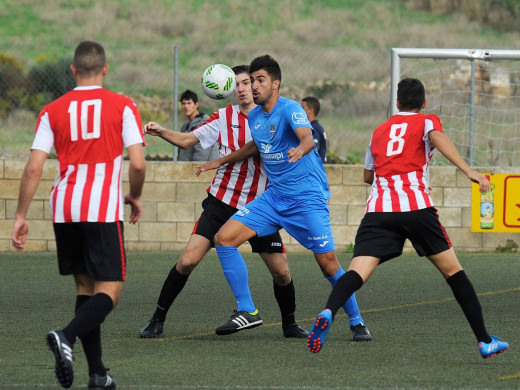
[471,173,520,232]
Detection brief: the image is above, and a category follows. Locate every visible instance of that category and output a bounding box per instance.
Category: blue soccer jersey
[248,96,330,200]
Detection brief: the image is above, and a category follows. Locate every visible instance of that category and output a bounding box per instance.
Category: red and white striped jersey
[32,86,144,223]
[364,112,443,212]
[193,104,267,209]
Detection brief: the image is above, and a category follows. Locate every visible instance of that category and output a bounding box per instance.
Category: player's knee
[314,251,340,276]
[214,231,232,246]
[177,256,198,274]
[268,263,291,285]
[272,272,291,286]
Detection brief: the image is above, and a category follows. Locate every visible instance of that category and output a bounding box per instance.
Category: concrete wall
[0,159,517,253]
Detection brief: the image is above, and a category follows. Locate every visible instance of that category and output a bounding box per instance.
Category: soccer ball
[201,64,236,100]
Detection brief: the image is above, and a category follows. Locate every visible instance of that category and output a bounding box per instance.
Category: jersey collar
[74,85,103,91]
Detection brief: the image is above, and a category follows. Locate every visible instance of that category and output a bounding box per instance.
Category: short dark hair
[180,89,199,103]
[232,65,249,76]
[302,96,320,116]
[249,55,281,83]
[397,78,425,110]
[73,41,106,77]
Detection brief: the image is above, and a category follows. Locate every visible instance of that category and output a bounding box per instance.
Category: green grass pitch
[0,251,518,389]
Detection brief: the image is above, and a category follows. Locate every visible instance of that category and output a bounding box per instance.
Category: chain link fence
[3,42,519,167]
[1,41,391,162]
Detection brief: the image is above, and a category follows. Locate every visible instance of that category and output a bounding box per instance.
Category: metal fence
[391,48,520,167]
[0,41,390,161]
[3,42,519,167]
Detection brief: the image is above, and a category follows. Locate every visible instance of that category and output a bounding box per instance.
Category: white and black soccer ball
[201,64,236,100]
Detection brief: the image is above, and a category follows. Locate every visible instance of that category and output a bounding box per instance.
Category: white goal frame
[390,48,520,166]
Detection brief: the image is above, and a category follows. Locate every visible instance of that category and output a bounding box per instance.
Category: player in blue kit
[197,55,371,340]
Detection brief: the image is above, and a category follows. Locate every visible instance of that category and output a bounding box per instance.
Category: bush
[495,239,518,253]
[27,58,75,101]
[0,52,27,117]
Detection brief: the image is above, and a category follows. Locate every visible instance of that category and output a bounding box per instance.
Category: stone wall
[0,159,517,253]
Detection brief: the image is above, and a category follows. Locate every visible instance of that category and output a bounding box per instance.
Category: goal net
[390,48,520,167]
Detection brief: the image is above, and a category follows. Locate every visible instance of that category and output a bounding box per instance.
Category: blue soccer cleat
[479,335,509,359]
[307,309,333,354]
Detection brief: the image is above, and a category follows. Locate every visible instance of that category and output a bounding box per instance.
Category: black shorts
[193,193,285,253]
[353,207,452,264]
[53,222,127,281]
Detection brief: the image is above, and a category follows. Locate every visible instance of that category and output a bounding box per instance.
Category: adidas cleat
[140,317,164,338]
[479,335,509,359]
[307,309,333,354]
[350,323,372,341]
[283,323,309,339]
[46,330,74,388]
[215,310,263,335]
[88,373,117,389]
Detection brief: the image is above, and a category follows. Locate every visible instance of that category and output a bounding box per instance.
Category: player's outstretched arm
[11,149,48,251]
[125,143,146,224]
[429,130,490,193]
[288,127,315,163]
[196,140,259,176]
[144,122,199,149]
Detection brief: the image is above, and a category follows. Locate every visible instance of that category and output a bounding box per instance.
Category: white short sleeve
[31,112,54,153]
[364,135,374,170]
[122,106,144,148]
[192,114,221,149]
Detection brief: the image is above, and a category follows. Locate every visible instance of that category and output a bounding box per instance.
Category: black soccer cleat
[283,323,309,338]
[215,310,263,335]
[350,323,372,341]
[140,317,164,338]
[88,373,117,389]
[46,330,74,388]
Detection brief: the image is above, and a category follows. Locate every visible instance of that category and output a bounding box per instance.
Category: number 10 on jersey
[68,99,102,141]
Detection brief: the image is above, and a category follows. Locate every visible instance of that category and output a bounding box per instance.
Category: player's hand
[287,147,304,163]
[196,160,221,176]
[11,217,28,251]
[124,194,142,224]
[143,122,164,137]
[467,170,491,193]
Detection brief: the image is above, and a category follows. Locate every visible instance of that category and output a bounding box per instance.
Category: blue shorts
[231,189,335,254]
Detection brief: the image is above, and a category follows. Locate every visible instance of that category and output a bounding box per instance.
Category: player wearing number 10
[308,78,509,360]
[11,41,146,389]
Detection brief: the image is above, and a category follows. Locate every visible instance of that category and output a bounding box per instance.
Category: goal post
[390,48,520,167]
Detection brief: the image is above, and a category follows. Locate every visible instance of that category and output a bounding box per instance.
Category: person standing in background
[177,89,219,161]
[302,96,327,164]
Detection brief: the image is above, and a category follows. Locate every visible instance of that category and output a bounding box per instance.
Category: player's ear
[102,64,109,76]
[421,100,426,109]
[396,99,401,110]
[273,79,280,91]
[70,65,77,76]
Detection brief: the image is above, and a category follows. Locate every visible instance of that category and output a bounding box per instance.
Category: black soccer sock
[63,293,113,345]
[273,279,296,328]
[154,264,190,321]
[75,295,105,376]
[325,270,364,320]
[446,270,491,343]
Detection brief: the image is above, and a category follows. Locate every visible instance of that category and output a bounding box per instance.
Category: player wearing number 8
[308,78,509,359]
[11,41,146,388]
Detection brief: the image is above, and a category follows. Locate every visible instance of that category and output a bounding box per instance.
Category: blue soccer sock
[215,245,256,313]
[325,267,364,326]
